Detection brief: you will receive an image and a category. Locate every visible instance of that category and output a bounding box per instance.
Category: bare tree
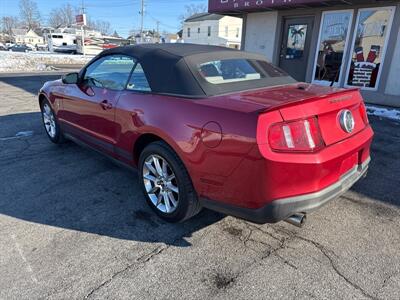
[112,30,120,38]
[48,4,78,28]
[87,18,112,35]
[1,16,19,38]
[178,4,207,25]
[19,0,41,29]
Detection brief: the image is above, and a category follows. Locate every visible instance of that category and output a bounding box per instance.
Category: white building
[12,29,44,46]
[182,13,242,49]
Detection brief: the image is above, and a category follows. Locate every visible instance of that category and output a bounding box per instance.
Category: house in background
[12,28,44,46]
[182,13,242,49]
[162,33,181,44]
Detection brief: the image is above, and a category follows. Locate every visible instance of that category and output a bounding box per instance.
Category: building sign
[75,14,87,26]
[209,0,334,13]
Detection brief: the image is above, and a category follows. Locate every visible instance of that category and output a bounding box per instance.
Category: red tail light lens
[359,103,369,125]
[268,117,325,152]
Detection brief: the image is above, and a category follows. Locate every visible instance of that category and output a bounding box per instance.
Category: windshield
[197,58,287,85]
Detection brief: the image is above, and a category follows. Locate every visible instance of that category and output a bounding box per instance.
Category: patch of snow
[366,105,400,122]
[0,51,92,73]
[15,131,34,137]
[0,131,34,141]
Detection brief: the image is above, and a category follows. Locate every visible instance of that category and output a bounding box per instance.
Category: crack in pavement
[219,221,377,299]
[294,235,377,300]
[136,244,169,263]
[206,222,296,296]
[83,244,170,299]
[270,225,378,300]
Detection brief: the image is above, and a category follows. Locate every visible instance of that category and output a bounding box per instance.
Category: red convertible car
[39,44,373,226]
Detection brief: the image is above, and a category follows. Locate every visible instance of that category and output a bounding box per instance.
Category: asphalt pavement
[0,73,399,299]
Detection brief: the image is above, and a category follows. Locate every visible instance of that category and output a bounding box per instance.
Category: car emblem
[339,109,355,133]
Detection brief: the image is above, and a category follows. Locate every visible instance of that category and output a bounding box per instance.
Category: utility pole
[156,21,160,38]
[81,0,86,56]
[140,0,144,43]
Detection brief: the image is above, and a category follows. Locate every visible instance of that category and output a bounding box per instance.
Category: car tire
[138,141,202,223]
[40,99,65,144]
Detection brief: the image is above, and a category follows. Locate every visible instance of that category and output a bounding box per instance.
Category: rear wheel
[40,99,65,144]
[138,141,201,222]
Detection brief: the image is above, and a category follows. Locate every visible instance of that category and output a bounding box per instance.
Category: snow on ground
[367,105,400,122]
[0,51,92,73]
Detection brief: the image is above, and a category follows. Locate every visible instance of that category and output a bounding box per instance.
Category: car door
[113,62,153,162]
[61,54,136,153]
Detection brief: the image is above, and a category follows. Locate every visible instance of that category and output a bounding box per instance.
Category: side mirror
[62,72,79,84]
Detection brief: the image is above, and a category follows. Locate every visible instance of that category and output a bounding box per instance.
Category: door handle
[100,100,113,110]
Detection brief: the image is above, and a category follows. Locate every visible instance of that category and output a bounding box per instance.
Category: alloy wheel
[42,103,56,138]
[142,154,179,214]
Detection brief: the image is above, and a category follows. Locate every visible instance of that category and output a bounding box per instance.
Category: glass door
[312,10,353,86]
[279,17,314,82]
[345,7,396,90]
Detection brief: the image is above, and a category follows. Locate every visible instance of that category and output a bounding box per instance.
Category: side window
[84,55,135,90]
[126,63,151,92]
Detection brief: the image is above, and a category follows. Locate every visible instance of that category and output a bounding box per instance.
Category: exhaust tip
[285,213,306,228]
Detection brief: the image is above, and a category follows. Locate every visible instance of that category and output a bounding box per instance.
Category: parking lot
[0,74,399,299]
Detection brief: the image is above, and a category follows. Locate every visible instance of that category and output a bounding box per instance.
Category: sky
[0,0,208,37]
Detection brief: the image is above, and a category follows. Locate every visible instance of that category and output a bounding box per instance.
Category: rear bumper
[200,157,370,224]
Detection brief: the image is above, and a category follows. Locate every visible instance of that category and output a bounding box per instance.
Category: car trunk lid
[272,85,368,146]
[199,83,368,146]
[234,83,368,146]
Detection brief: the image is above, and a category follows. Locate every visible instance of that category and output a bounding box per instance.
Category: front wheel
[40,99,65,144]
[138,141,201,223]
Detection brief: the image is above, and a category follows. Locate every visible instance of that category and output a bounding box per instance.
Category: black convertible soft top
[97,43,296,98]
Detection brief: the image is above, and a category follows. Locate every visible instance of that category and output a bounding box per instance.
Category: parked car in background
[35,43,48,51]
[8,44,33,52]
[38,44,373,227]
[0,43,7,51]
[54,45,77,54]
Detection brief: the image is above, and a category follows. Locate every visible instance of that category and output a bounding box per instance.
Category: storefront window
[346,7,395,89]
[285,24,308,59]
[313,10,353,85]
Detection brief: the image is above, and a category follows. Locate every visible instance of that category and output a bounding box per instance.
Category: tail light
[359,103,369,125]
[268,117,325,152]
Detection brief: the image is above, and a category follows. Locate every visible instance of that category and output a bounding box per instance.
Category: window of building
[225,26,229,37]
[312,10,354,86]
[187,27,191,38]
[236,28,240,38]
[208,26,211,37]
[197,27,200,34]
[84,55,135,91]
[345,7,395,90]
[127,63,151,92]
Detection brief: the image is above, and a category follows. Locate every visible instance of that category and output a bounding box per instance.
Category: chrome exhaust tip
[285,213,306,227]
